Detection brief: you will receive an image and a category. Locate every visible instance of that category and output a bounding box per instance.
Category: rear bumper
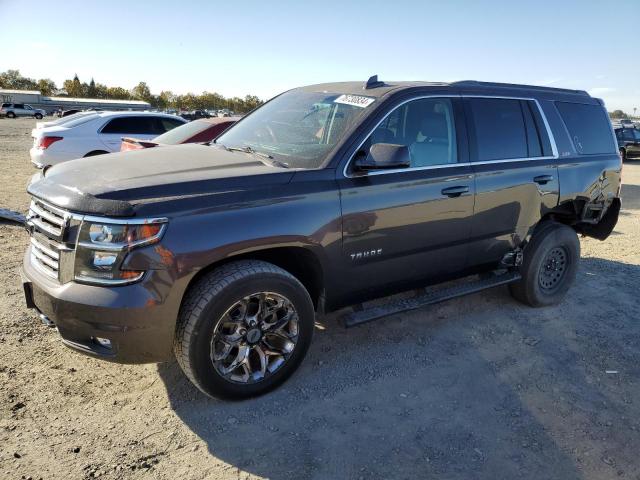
[29,147,76,168]
[21,249,181,364]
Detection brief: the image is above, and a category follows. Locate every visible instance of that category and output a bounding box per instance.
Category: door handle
[441,186,469,197]
[534,175,554,185]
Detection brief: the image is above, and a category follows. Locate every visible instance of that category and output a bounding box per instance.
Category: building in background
[0,89,150,114]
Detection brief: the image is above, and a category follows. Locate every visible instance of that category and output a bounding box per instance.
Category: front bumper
[21,249,182,364]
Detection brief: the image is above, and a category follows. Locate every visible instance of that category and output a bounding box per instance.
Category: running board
[342,271,521,328]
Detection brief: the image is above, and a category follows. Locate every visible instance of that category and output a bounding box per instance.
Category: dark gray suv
[21,78,622,399]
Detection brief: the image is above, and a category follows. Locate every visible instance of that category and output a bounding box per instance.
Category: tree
[87,78,97,98]
[62,74,84,97]
[106,86,131,100]
[132,82,152,102]
[0,69,37,90]
[610,110,628,119]
[36,78,57,96]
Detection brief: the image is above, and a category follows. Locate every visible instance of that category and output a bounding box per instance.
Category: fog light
[94,337,112,349]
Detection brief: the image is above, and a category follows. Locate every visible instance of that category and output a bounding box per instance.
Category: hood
[27,144,295,216]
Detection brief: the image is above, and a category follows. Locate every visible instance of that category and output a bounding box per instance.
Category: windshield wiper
[223,145,289,168]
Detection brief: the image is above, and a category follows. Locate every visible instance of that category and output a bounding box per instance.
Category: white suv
[30,111,187,167]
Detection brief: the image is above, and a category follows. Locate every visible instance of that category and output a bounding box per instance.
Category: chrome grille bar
[27,198,71,281]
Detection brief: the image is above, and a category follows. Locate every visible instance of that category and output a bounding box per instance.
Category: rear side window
[556,102,615,155]
[101,116,163,135]
[467,98,528,161]
[158,117,185,132]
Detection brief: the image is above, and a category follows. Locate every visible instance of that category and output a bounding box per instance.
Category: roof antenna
[364,75,384,90]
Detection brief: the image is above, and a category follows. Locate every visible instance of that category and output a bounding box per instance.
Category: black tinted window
[13,104,24,109]
[556,102,615,155]
[468,98,527,161]
[101,116,162,135]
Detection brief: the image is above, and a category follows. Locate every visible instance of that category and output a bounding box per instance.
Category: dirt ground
[0,117,639,480]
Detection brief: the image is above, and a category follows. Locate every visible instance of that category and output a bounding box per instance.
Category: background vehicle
[615,126,640,161]
[120,116,239,151]
[1,103,46,119]
[29,111,187,167]
[59,109,82,118]
[22,79,622,399]
[180,110,211,121]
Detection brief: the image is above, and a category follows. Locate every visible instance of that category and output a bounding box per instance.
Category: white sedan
[30,111,187,168]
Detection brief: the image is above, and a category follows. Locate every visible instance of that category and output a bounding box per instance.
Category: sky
[1,0,638,112]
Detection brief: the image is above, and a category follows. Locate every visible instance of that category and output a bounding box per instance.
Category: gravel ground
[1,117,639,480]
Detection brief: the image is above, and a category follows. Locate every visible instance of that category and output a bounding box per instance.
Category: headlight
[74,218,167,285]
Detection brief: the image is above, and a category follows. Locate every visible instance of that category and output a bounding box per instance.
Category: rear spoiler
[121,137,159,149]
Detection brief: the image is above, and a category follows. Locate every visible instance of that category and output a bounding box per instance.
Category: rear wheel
[509,222,580,307]
[6,112,15,118]
[620,148,627,162]
[174,260,315,399]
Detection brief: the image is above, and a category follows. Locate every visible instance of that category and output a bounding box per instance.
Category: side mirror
[354,143,411,171]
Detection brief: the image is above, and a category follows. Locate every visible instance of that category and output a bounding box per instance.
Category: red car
[120,117,239,151]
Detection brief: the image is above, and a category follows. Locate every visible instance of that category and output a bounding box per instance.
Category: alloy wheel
[210,292,299,384]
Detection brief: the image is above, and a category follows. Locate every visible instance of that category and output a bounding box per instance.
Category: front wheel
[34,113,43,119]
[174,260,315,399]
[509,222,580,307]
[620,148,627,162]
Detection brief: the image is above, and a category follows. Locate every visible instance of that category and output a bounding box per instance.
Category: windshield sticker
[334,94,375,108]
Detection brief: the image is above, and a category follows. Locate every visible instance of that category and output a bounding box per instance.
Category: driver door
[335,96,475,304]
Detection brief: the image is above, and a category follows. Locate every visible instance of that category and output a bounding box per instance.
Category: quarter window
[364,98,458,168]
[467,98,528,161]
[555,102,615,155]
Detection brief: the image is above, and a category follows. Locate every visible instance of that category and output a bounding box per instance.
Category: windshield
[216,90,373,168]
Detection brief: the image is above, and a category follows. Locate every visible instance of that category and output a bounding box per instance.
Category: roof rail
[451,80,589,96]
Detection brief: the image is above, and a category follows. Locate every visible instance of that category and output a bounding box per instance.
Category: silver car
[1,103,46,119]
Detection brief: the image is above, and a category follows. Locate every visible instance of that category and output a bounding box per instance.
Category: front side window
[216,90,371,169]
[363,97,457,168]
[556,102,615,155]
[468,98,528,161]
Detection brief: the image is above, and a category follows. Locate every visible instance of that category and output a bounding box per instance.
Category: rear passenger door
[337,96,475,302]
[464,97,559,267]
[99,116,165,151]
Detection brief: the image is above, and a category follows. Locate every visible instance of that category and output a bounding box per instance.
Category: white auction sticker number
[334,94,375,108]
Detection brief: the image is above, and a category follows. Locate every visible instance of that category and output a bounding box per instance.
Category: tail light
[38,136,63,149]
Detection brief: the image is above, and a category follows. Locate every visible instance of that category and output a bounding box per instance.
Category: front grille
[26,199,72,280]
[27,199,68,238]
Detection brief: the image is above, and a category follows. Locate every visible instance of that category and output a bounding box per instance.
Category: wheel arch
[180,245,326,312]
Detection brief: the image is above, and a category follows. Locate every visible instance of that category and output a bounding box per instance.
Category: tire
[34,113,43,119]
[83,150,108,157]
[174,260,315,399]
[509,222,580,307]
[6,112,15,119]
[620,148,627,162]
